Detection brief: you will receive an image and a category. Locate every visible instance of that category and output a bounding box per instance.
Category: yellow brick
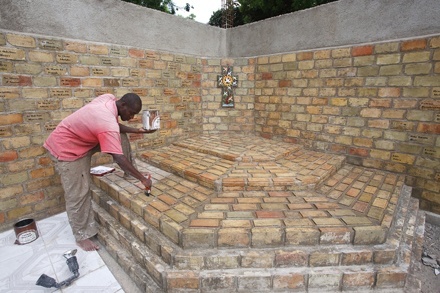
[65,41,87,53]
[379,65,402,76]
[0,47,26,60]
[0,88,20,99]
[0,113,23,125]
[281,53,296,62]
[375,42,399,53]
[22,88,48,99]
[298,60,314,70]
[91,67,110,76]
[16,63,42,75]
[391,153,416,164]
[331,98,348,106]
[33,76,57,87]
[82,78,102,87]
[430,37,440,48]
[6,34,36,48]
[314,50,331,59]
[335,136,353,145]
[0,185,23,200]
[89,44,109,55]
[80,55,101,65]
[1,171,29,185]
[334,58,352,67]
[56,53,78,64]
[404,63,432,75]
[370,149,391,160]
[388,76,412,86]
[269,55,282,63]
[402,52,430,63]
[62,98,84,109]
[70,66,90,76]
[111,67,130,77]
[29,51,54,62]
[258,56,269,64]
[332,48,351,58]
[377,54,400,65]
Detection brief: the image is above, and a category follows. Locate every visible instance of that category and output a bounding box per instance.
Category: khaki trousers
[52,133,133,242]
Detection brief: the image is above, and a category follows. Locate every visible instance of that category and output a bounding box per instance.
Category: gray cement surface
[418,213,440,293]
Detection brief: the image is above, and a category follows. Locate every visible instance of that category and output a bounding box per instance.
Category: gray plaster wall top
[1,0,439,58]
[0,0,227,57]
[228,0,440,57]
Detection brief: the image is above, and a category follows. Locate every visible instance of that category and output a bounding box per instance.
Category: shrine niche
[217,66,237,108]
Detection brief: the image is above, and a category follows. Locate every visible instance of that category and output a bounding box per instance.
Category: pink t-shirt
[44,94,123,161]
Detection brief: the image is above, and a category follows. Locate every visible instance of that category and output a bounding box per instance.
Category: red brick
[273,274,306,290]
[222,177,245,187]
[343,272,375,288]
[30,167,54,179]
[0,150,18,162]
[349,148,369,157]
[279,80,292,87]
[262,72,272,80]
[60,77,81,87]
[376,270,406,288]
[167,271,199,289]
[378,87,400,97]
[275,250,308,267]
[370,98,392,108]
[417,123,440,134]
[352,45,374,56]
[21,191,44,205]
[297,51,313,60]
[128,48,145,58]
[255,211,284,218]
[401,39,427,51]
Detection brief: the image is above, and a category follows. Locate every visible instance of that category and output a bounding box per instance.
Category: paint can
[142,110,160,130]
[14,218,39,245]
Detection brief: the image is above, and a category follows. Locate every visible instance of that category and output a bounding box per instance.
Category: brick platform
[91,133,423,292]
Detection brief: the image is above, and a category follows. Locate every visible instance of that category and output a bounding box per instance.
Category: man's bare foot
[77,238,99,251]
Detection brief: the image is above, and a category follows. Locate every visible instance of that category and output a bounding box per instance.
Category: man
[44,93,155,251]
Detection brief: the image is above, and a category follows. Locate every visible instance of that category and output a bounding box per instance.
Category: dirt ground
[415,219,440,293]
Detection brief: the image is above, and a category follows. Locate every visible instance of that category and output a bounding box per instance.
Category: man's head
[116,93,142,121]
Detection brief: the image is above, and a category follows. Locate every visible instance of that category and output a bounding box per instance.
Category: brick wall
[0,30,439,231]
[254,36,440,213]
[0,31,227,231]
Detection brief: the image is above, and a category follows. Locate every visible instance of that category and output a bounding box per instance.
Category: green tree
[208,7,243,27]
[209,0,338,27]
[122,0,193,15]
[238,0,338,23]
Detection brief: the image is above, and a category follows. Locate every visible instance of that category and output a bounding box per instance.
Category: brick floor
[91,133,423,292]
[93,133,405,249]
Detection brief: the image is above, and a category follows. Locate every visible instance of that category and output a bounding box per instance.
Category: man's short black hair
[121,93,142,113]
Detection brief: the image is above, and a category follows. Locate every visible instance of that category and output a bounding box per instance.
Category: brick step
[172,134,304,162]
[95,219,165,293]
[92,161,408,249]
[141,145,345,192]
[91,168,418,264]
[92,188,420,292]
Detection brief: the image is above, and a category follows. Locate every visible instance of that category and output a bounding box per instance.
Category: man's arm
[119,123,157,134]
[111,153,152,190]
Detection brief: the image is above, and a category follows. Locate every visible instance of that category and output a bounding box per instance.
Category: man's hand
[141,174,152,190]
[138,128,157,134]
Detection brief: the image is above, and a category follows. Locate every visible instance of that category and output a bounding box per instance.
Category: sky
[173,0,222,24]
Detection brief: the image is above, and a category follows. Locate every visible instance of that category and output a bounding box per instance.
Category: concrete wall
[228,0,440,57]
[2,0,439,58]
[0,0,227,57]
